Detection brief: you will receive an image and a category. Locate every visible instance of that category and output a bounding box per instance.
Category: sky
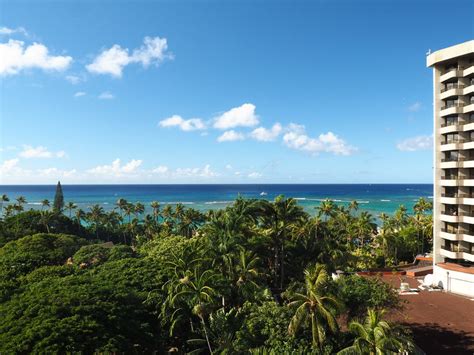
[0,0,473,184]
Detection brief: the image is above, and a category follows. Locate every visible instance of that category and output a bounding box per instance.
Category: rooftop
[427,40,474,67]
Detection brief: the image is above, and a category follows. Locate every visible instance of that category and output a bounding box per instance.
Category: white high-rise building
[427,40,474,297]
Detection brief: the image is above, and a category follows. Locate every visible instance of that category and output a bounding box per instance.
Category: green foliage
[335,275,401,319]
[235,301,315,353]
[0,195,427,353]
[0,261,162,353]
[0,233,86,280]
[0,210,87,247]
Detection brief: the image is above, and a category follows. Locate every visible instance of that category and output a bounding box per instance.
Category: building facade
[427,40,474,297]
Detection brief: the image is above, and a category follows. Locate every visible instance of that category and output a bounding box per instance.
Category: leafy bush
[335,274,401,319]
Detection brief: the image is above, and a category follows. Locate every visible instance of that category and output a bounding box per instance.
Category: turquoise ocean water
[0,184,433,219]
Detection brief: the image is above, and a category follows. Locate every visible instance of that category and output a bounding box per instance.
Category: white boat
[260,191,267,196]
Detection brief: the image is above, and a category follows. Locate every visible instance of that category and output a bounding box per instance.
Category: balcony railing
[441,103,465,110]
[442,66,464,75]
[441,245,473,254]
[441,139,464,145]
[441,83,465,93]
[441,228,474,236]
[441,193,474,198]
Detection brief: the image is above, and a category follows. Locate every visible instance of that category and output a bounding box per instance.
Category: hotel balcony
[440,141,463,151]
[440,84,464,100]
[440,248,462,259]
[440,68,462,83]
[464,103,474,114]
[440,192,474,205]
[463,64,474,77]
[440,104,465,117]
[464,84,474,96]
[440,211,460,222]
[440,229,474,243]
[440,158,474,169]
[440,123,462,134]
[440,246,474,262]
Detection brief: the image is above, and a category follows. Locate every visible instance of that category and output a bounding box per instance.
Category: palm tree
[288,264,341,350]
[1,194,9,216]
[115,198,128,220]
[64,201,77,218]
[349,200,359,215]
[356,211,376,250]
[163,268,219,354]
[337,309,415,355]
[150,200,161,222]
[123,202,135,223]
[259,195,306,289]
[134,202,145,220]
[16,196,27,213]
[41,199,50,211]
[75,208,86,226]
[87,204,105,238]
[317,199,336,221]
[3,204,15,218]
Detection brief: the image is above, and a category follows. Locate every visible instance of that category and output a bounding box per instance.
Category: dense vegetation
[0,192,431,353]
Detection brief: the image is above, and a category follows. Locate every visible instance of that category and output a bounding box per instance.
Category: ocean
[0,184,433,218]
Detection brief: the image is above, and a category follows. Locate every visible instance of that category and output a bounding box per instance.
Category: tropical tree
[150,201,161,222]
[64,202,77,218]
[53,181,64,212]
[349,200,359,215]
[338,309,415,355]
[87,204,105,238]
[288,264,341,350]
[317,199,336,222]
[41,199,50,211]
[259,195,306,290]
[75,208,86,226]
[0,194,9,216]
[162,268,219,354]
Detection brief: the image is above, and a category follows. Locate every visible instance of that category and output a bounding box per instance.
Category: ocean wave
[294,197,307,200]
[27,202,42,205]
[380,199,391,202]
[428,196,433,199]
[356,200,370,204]
[205,201,233,205]
[164,201,195,205]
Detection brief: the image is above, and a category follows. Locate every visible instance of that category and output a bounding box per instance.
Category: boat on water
[260,191,267,196]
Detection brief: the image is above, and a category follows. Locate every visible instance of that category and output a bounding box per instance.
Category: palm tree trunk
[200,317,213,354]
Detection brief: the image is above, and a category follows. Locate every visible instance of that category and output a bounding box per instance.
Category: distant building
[427,40,474,297]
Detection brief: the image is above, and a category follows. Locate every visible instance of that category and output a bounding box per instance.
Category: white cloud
[248,172,262,179]
[152,165,169,174]
[159,115,206,131]
[74,91,86,97]
[396,135,433,151]
[250,123,282,142]
[152,164,218,178]
[213,103,259,130]
[408,102,422,112]
[38,167,77,178]
[98,91,114,100]
[87,158,142,176]
[66,75,81,84]
[19,145,66,159]
[217,130,245,142]
[86,36,172,78]
[0,158,19,173]
[225,164,233,170]
[283,124,356,156]
[0,26,28,36]
[0,39,72,76]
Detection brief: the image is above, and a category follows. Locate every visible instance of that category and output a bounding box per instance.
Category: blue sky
[0,0,473,184]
